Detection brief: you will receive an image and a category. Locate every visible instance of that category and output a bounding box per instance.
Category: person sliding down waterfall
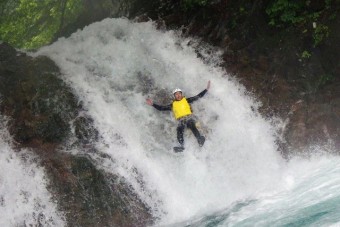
[146,81,211,152]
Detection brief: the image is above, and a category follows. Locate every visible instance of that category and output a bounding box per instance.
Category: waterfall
[30,18,340,226]
[0,119,65,226]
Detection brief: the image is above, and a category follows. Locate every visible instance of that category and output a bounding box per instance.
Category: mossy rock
[0,43,78,143]
[45,153,153,227]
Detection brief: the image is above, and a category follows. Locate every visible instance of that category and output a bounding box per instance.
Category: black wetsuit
[152,89,208,147]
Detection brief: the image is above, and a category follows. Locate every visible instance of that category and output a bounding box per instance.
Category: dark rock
[42,151,153,227]
[0,43,77,144]
[74,115,99,144]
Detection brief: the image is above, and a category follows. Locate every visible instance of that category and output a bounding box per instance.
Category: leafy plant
[181,0,208,11]
[265,0,338,48]
[301,50,311,59]
[0,0,83,49]
[266,0,306,27]
[313,23,329,46]
[318,73,334,88]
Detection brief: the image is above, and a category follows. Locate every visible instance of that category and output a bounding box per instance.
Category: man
[146,81,211,152]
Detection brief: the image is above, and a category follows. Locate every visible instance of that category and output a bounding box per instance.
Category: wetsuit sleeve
[187,89,208,103]
[152,103,172,111]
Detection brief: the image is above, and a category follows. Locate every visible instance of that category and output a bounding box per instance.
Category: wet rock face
[0,42,100,146]
[0,42,78,144]
[0,43,153,226]
[43,152,153,227]
[283,80,340,154]
[222,15,340,154]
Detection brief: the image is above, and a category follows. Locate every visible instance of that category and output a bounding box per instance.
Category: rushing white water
[0,120,65,227]
[225,156,340,227]
[170,155,340,227]
[33,18,340,226]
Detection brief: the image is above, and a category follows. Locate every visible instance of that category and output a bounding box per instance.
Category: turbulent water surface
[2,18,338,226]
[0,120,65,226]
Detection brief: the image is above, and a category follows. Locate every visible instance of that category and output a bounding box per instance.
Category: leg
[187,118,201,140]
[187,118,205,147]
[176,121,185,146]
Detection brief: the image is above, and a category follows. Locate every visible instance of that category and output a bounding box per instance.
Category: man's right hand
[146,98,153,106]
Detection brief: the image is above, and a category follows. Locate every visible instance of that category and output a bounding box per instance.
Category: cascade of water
[35,18,287,224]
[0,120,65,226]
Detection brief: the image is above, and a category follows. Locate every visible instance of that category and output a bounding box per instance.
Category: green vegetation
[180,0,208,11]
[0,0,83,49]
[318,73,334,87]
[265,0,337,27]
[301,50,311,59]
[313,23,329,46]
[266,0,306,26]
[0,0,338,50]
[266,0,338,47]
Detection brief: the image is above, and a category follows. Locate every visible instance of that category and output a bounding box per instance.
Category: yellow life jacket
[172,97,192,120]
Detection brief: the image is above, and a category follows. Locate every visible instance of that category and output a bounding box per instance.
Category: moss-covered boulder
[0,42,77,143]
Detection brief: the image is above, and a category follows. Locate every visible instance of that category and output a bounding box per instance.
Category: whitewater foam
[0,120,65,226]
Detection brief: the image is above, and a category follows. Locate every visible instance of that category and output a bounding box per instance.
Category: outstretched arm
[187,80,211,103]
[146,98,172,111]
[206,80,211,90]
